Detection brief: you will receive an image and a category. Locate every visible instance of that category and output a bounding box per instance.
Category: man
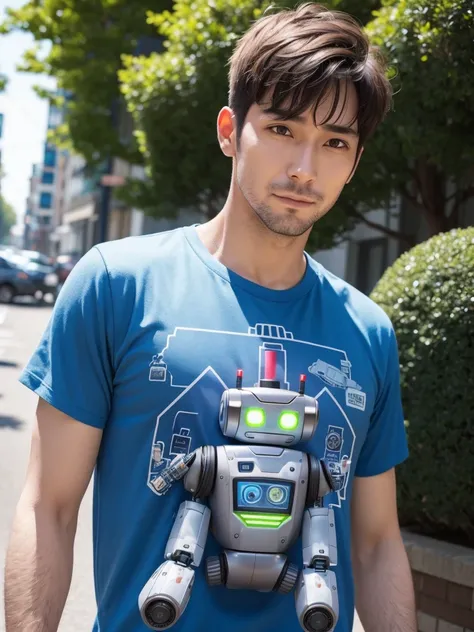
[4,3,417,632]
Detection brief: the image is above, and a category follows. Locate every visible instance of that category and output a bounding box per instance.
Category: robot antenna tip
[299,374,306,395]
[236,369,243,389]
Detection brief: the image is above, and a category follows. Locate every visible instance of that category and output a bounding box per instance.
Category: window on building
[41,171,55,185]
[40,215,51,226]
[44,146,57,168]
[40,192,53,209]
[48,107,62,129]
[355,238,388,295]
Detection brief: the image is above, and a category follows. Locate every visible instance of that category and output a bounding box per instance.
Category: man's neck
[195,193,309,291]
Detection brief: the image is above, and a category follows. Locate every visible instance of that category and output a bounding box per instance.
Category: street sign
[101,174,125,187]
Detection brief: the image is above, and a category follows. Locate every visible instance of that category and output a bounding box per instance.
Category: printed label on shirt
[346,387,366,411]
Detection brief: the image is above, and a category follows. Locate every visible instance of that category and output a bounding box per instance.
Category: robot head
[219,358,319,447]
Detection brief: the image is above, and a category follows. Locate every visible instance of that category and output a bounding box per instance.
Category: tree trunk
[413,158,448,236]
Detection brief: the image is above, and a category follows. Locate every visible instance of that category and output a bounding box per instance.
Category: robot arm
[295,456,339,632]
[139,500,211,630]
[140,448,216,630]
[295,506,339,632]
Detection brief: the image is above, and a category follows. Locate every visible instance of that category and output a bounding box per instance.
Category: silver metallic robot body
[139,365,340,632]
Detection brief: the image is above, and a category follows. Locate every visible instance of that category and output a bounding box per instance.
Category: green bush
[370,227,474,545]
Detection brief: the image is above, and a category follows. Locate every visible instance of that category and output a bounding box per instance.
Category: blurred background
[0,1,472,631]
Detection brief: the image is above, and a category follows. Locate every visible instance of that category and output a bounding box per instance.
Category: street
[0,301,364,632]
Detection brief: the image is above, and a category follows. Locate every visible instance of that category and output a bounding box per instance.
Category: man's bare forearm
[353,535,417,632]
[4,498,76,632]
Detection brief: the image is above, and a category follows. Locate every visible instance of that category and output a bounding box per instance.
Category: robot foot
[139,561,195,630]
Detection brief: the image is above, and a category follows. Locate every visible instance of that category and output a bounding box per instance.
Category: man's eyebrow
[264,112,359,137]
[320,123,359,137]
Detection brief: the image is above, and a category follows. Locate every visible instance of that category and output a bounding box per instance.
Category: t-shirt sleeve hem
[19,369,107,430]
[354,447,409,478]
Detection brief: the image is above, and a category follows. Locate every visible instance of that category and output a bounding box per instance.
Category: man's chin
[259,213,314,238]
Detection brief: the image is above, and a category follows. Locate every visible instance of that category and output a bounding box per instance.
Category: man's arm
[351,468,417,632]
[4,397,102,632]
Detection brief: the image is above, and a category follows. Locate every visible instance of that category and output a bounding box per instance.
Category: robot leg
[139,500,211,630]
[295,507,339,632]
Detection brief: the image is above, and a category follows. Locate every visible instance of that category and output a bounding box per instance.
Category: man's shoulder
[309,255,393,335]
[93,226,187,275]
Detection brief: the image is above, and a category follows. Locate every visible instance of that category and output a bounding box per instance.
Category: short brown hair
[228,2,392,150]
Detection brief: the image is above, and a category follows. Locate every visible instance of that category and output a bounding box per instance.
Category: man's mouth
[273,193,315,208]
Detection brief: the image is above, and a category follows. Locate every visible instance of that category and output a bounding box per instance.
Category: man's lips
[273,193,315,207]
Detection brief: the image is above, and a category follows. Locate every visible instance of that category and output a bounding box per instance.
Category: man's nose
[288,145,317,184]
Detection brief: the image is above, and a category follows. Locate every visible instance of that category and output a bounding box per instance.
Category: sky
[0,0,55,226]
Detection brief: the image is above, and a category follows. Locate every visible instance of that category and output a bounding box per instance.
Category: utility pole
[98,156,113,243]
[98,98,120,244]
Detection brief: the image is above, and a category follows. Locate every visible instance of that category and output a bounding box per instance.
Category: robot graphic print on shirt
[146,324,368,511]
[140,351,340,632]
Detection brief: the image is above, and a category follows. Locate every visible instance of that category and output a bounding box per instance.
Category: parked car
[0,254,58,303]
[54,253,80,291]
[21,249,54,267]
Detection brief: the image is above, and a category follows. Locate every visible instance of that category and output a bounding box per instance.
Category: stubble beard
[235,162,332,238]
[251,199,326,237]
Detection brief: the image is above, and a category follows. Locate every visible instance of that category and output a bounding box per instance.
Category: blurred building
[23,95,68,255]
[23,163,41,251]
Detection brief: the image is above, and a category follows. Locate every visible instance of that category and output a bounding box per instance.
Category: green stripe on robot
[234,512,292,528]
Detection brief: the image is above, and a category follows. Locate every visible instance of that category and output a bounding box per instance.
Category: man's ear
[346,146,364,184]
[217,107,237,158]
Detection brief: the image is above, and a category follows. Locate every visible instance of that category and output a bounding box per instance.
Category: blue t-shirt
[19,225,408,632]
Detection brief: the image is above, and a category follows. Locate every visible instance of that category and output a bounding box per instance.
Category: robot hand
[295,507,339,632]
[151,452,196,495]
[139,500,211,630]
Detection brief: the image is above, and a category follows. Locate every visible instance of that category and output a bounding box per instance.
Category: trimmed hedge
[370,227,474,545]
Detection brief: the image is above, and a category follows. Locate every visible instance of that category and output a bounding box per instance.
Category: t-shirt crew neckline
[183,224,320,303]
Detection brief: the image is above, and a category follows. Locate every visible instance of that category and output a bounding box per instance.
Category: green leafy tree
[119,0,268,222]
[0,0,172,165]
[120,0,473,249]
[362,0,474,237]
[0,196,17,242]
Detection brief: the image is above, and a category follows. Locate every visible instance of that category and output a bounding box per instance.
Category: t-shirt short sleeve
[18,246,114,429]
[355,324,409,477]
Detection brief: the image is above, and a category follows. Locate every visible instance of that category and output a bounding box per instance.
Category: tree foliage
[0,0,172,165]
[3,0,472,249]
[0,196,17,241]
[120,0,473,249]
[364,0,474,236]
[119,0,268,221]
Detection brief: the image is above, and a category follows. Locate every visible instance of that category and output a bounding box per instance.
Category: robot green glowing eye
[278,411,299,431]
[244,407,266,427]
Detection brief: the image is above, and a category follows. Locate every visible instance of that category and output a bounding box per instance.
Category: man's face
[222,82,362,238]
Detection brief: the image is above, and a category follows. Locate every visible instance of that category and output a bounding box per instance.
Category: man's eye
[327,138,349,149]
[270,125,291,137]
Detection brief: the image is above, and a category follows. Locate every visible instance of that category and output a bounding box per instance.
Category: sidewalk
[354,611,364,631]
